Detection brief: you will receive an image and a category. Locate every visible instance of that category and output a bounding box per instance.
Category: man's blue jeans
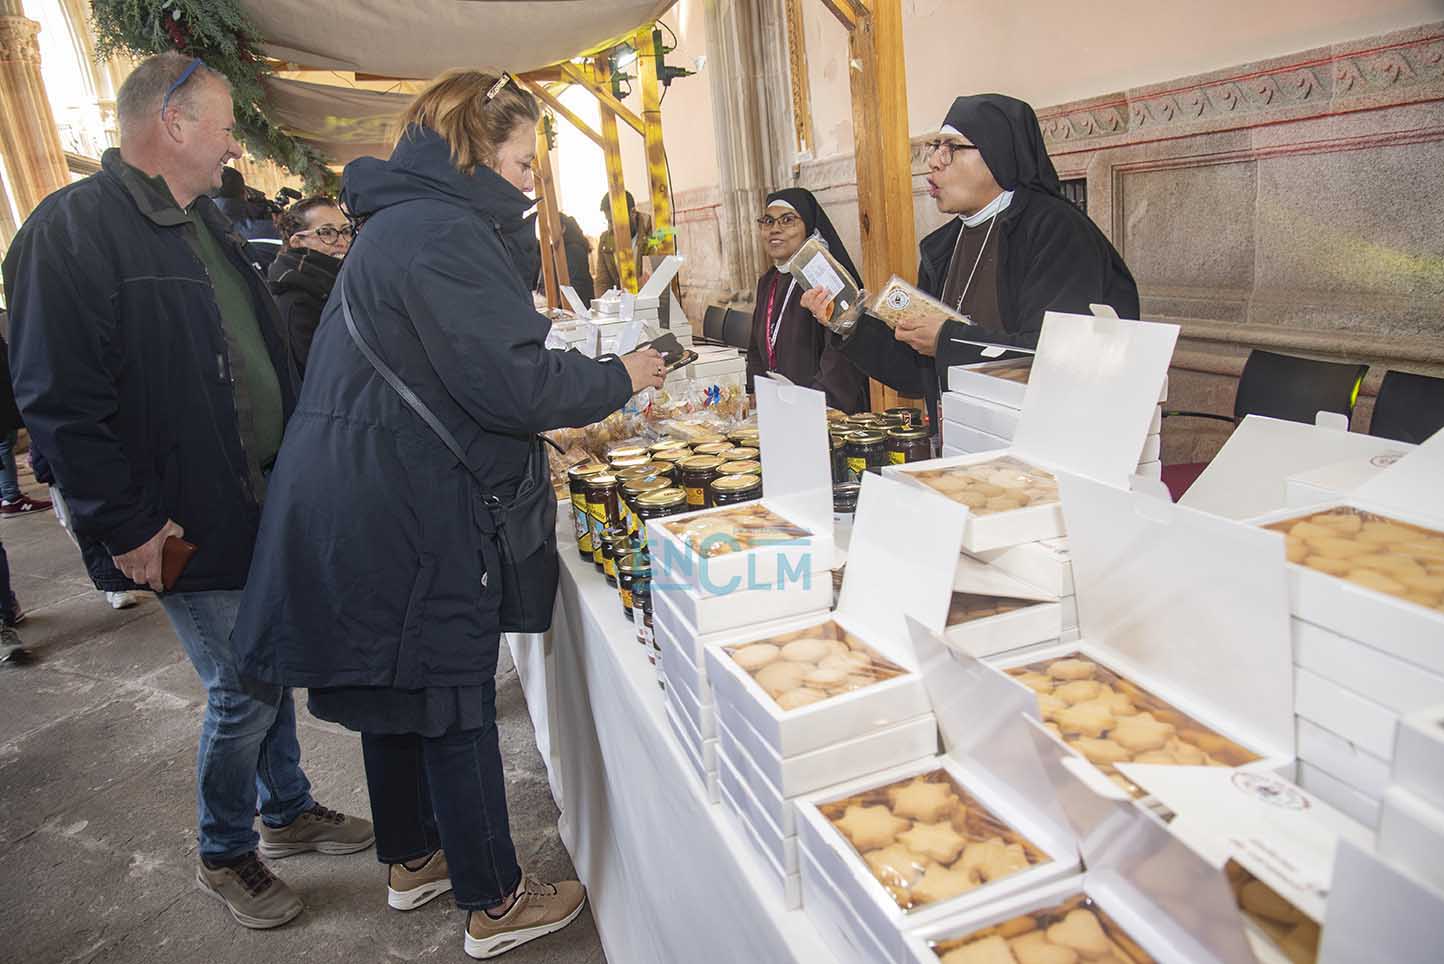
[160,590,314,862]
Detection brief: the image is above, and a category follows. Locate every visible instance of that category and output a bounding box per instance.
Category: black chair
[1370,369,1444,444]
[722,308,753,351]
[1165,349,1368,428]
[700,304,727,345]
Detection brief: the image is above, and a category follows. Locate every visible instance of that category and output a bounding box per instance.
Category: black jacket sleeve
[401,219,634,436]
[3,220,166,555]
[1006,201,1140,344]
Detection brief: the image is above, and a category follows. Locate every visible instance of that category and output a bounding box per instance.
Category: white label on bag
[801,252,846,298]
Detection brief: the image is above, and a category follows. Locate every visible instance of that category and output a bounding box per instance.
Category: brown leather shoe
[463,873,586,959]
[388,850,452,910]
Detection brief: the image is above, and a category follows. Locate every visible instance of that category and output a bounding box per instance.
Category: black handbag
[340,282,559,633]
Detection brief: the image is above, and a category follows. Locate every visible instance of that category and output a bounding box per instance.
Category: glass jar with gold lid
[844,430,888,482]
[605,444,649,463]
[634,487,688,550]
[678,455,725,509]
[724,445,759,462]
[717,459,762,479]
[567,462,609,560]
[886,426,932,465]
[711,473,762,506]
[692,441,732,458]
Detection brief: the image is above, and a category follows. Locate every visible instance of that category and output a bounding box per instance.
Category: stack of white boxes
[1248,434,1444,829]
[699,473,964,910]
[1377,704,1444,894]
[940,354,1166,480]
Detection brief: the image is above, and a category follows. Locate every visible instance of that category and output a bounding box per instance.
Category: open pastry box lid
[1180,414,1418,521]
[754,374,834,541]
[831,473,970,668]
[1348,427,1444,527]
[1007,308,1178,487]
[1060,472,1296,763]
[953,552,1057,602]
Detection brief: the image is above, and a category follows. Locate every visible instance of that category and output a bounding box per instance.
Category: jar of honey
[678,455,725,509]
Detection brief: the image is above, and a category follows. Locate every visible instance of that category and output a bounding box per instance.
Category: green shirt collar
[101,147,191,227]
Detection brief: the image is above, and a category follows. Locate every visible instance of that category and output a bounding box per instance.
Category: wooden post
[533,120,569,309]
[594,55,638,293]
[635,25,675,256]
[827,0,917,411]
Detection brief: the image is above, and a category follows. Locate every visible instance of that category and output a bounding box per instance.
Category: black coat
[2,149,296,592]
[746,268,870,413]
[0,330,22,438]
[841,188,1139,431]
[267,246,340,379]
[28,442,131,591]
[232,127,633,690]
[560,215,595,307]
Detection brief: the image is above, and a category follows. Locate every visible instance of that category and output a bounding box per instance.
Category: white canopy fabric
[241,0,676,78]
[261,77,410,164]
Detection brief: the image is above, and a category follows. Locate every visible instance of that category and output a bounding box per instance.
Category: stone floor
[0,499,605,963]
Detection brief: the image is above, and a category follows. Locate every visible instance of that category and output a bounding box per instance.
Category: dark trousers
[360,685,520,911]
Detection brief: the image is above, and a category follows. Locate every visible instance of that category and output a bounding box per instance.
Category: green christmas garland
[91,0,338,192]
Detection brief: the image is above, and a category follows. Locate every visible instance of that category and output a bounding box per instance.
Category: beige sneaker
[464,873,586,959]
[195,853,304,930]
[388,850,453,910]
[259,803,375,858]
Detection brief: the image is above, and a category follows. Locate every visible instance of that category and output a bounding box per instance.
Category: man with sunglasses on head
[2,52,372,931]
[801,93,1139,436]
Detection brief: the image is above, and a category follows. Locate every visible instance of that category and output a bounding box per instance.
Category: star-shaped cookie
[886,776,959,823]
[898,821,969,864]
[832,804,910,851]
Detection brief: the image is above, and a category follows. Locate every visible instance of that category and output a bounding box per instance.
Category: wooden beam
[634,25,675,256]
[594,56,639,293]
[784,0,816,156]
[517,77,604,148]
[818,0,869,30]
[559,62,646,135]
[517,67,564,85]
[533,122,569,309]
[842,0,917,411]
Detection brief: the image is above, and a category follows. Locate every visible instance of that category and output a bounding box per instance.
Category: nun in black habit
[800,94,1139,433]
[747,188,870,413]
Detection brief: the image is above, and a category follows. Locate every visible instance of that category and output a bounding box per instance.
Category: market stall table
[507,521,835,964]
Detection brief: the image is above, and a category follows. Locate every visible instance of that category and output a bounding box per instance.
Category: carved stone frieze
[1039,24,1444,150]
[0,15,42,64]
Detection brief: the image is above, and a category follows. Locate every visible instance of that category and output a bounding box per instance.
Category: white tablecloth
[507,533,832,964]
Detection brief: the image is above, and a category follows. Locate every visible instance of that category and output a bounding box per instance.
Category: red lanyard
[764,272,797,371]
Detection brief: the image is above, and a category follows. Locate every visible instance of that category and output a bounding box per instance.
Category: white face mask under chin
[959,189,1014,228]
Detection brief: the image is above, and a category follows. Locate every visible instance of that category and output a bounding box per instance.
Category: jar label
[620,588,633,610]
[575,505,593,551]
[845,456,866,482]
[684,485,706,507]
[888,451,906,465]
[603,555,617,579]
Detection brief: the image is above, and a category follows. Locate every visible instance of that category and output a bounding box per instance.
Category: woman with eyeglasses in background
[269,196,353,379]
[747,188,869,413]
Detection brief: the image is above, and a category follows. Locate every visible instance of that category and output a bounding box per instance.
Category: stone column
[0,0,71,223]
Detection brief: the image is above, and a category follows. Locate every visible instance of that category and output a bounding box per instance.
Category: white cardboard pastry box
[794,617,1083,964]
[701,472,965,765]
[1126,763,1373,964]
[942,390,1163,442]
[939,420,1010,456]
[1285,445,1414,509]
[1376,785,1444,895]
[648,376,835,598]
[1248,429,1444,676]
[968,474,1297,800]
[664,696,719,804]
[901,740,1259,964]
[1181,414,1415,522]
[1392,702,1444,812]
[718,740,798,877]
[662,648,714,741]
[972,537,1074,597]
[889,310,1179,552]
[1319,836,1444,964]
[943,553,1061,659]
[717,772,801,908]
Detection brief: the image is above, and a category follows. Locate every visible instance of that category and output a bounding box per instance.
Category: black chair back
[722,308,753,351]
[702,304,727,343]
[1232,350,1367,425]
[1370,370,1444,444]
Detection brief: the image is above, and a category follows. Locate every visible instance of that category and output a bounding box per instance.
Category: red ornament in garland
[162,15,189,50]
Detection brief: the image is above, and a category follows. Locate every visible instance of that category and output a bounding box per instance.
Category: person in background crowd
[746,188,870,413]
[0,532,28,665]
[2,52,373,931]
[595,190,654,294]
[213,165,283,270]
[559,213,595,307]
[0,327,51,517]
[801,93,1139,434]
[269,196,352,378]
[230,70,666,960]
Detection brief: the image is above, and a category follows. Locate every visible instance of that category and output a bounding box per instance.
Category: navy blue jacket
[2,150,296,592]
[233,128,632,690]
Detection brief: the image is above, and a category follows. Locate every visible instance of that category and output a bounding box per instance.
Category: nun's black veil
[940,94,1064,199]
[764,187,862,285]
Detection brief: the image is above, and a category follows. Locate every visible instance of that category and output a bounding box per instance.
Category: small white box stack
[940,351,1166,478]
[1248,431,1444,829]
[893,310,1180,664]
[649,377,837,813]
[1376,704,1444,894]
[699,473,967,911]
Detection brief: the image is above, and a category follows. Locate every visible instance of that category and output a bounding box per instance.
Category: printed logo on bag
[885,289,911,311]
[1230,772,1310,811]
